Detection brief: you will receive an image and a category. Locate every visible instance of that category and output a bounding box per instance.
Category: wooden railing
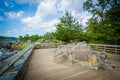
[35,43,120,54]
[90,44,120,54]
[0,45,34,76]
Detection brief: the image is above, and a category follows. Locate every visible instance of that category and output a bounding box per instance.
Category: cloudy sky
[0,0,92,37]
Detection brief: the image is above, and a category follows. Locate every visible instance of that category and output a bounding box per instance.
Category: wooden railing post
[104,45,106,52]
[115,47,117,54]
[96,45,97,51]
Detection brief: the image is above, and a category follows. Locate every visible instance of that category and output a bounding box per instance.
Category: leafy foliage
[83,0,120,44]
[17,44,28,51]
[19,34,43,42]
[55,11,82,43]
[106,2,120,44]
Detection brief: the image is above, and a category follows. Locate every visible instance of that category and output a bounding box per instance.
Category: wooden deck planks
[25,49,120,80]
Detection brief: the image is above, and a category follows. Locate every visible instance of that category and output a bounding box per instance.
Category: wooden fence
[35,43,120,54]
[90,44,120,54]
[0,45,34,76]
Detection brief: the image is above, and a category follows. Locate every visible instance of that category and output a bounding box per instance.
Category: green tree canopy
[106,2,120,44]
[83,0,120,44]
[55,11,82,43]
[18,34,42,42]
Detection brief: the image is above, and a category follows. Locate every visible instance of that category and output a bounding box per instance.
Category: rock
[88,54,99,70]
[102,64,113,70]
[54,42,108,70]
[89,55,98,67]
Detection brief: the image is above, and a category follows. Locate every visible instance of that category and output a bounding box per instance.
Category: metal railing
[0,45,34,76]
[90,44,120,54]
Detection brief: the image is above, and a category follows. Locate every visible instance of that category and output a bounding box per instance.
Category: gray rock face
[53,42,108,70]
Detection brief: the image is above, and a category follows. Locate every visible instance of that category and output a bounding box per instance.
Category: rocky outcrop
[53,42,107,70]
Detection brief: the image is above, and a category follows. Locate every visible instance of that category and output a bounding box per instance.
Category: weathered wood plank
[0,45,34,76]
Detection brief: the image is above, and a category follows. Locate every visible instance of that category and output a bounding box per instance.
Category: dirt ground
[24,49,120,80]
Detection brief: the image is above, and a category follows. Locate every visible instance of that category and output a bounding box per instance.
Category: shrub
[17,44,28,51]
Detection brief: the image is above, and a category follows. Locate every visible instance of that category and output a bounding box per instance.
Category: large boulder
[53,42,107,70]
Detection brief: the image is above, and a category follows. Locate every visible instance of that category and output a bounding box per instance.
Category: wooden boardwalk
[25,49,120,80]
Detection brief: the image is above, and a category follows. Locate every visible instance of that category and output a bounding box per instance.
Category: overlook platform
[25,48,120,80]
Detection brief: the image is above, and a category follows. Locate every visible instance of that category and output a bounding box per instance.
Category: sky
[0,0,92,37]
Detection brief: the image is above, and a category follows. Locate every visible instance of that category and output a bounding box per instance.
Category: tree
[19,36,23,41]
[23,34,30,41]
[83,0,120,44]
[83,0,110,44]
[55,11,82,43]
[106,1,120,44]
[83,0,112,23]
[43,32,55,42]
[30,34,41,42]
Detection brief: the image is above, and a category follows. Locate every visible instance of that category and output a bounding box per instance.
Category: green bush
[17,44,28,51]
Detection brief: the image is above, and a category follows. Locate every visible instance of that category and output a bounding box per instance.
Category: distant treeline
[19,33,58,43]
[0,36,18,42]
[19,34,43,42]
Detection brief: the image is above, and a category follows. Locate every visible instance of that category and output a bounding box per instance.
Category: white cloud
[57,0,72,11]
[21,0,91,34]
[57,0,86,12]
[80,12,92,26]
[6,29,18,37]
[12,29,18,33]
[21,17,32,23]
[44,19,59,32]
[71,10,92,26]
[4,1,14,8]
[5,11,24,19]
[17,11,24,17]
[21,0,59,32]
[6,30,11,36]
